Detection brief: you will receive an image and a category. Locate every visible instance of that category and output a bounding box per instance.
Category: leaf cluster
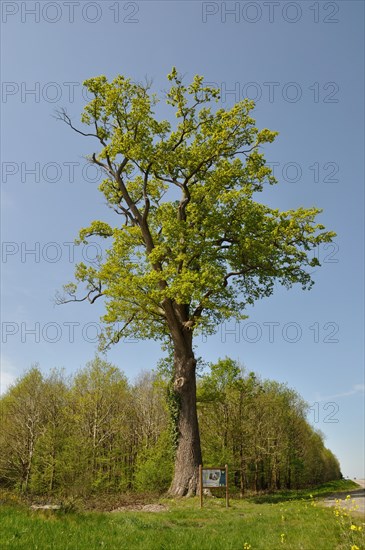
[57,69,335,348]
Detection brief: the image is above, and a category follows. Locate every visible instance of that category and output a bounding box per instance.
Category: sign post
[225,464,229,508]
[199,464,229,508]
[199,464,203,509]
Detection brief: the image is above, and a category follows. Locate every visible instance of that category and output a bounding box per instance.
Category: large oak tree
[57,68,335,496]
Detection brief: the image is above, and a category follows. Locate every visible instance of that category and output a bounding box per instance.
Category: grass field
[0,480,364,550]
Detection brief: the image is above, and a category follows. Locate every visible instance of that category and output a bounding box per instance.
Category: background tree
[197,359,341,493]
[29,369,69,494]
[131,371,172,492]
[0,366,46,492]
[0,358,340,495]
[56,68,335,496]
[67,357,131,493]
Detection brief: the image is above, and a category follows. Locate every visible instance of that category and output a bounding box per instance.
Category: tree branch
[54,109,100,140]
[55,282,103,305]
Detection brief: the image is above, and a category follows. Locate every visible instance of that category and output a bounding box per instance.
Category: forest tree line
[0,357,341,496]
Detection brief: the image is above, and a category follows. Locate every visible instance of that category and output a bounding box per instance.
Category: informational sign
[199,464,229,508]
[202,469,226,488]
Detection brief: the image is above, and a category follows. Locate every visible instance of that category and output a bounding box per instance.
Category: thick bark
[168,338,202,497]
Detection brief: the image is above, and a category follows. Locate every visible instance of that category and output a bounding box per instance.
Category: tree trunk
[168,339,202,497]
[24,442,34,493]
[239,444,245,498]
[49,444,56,493]
[254,461,259,492]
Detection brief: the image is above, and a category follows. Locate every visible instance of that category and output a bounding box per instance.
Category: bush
[134,431,174,493]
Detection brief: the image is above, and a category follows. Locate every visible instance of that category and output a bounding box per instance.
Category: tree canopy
[57,68,335,348]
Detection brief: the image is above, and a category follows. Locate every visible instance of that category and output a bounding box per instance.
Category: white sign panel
[202,469,226,487]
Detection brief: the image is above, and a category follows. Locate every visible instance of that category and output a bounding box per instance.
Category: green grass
[246,479,360,504]
[0,480,363,550]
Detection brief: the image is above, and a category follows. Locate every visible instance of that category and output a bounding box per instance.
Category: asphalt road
[323,479,365,517]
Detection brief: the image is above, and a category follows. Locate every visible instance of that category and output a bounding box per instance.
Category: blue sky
[1,1,364,478]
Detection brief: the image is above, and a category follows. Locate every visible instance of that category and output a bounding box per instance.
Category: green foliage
[0,366,46,492]
[0,357,341,497]
[133,431,174,493]
[165,382,181,450]
[198,358,341,492]
[57,68,335,348]
[66,357,133,493]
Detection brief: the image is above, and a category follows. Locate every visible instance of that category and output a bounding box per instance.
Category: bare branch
[55,282,103,306]
[54,108,100,140]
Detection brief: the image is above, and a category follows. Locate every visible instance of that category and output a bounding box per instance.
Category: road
[323,479,365,517]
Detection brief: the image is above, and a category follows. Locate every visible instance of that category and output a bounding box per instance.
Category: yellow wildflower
[350,524,363,532]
